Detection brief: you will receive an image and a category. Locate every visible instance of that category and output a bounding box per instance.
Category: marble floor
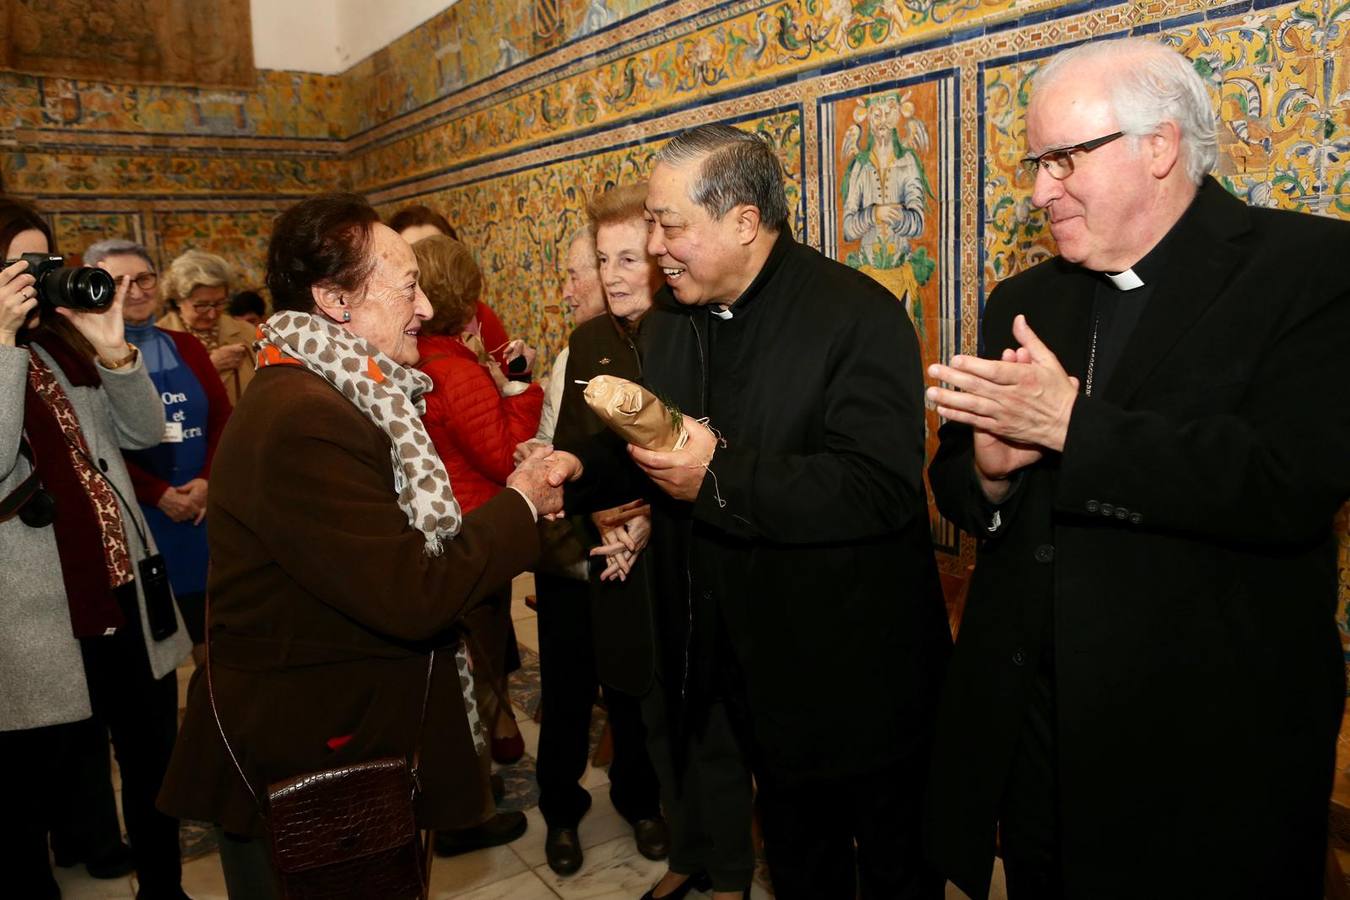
[53,573,1007,900]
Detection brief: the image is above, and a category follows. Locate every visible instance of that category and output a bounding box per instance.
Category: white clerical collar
[1105,268,1144,291]
[710,305,734,320]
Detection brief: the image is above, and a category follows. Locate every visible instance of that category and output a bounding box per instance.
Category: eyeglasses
[1020,131,1125,180]
[126,271,158,292]
[183,299,227,312]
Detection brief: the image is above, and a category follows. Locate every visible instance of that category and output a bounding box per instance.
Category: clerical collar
[1104,269,1144,291]
[1097,189,1197,291]
[710,305,733,320]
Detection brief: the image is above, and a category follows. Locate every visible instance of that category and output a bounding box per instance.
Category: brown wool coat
[157,364,539,836]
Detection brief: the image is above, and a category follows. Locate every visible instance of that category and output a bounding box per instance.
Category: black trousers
[48,715,125,863]
[755,741,944,900]
[0,593,182,898]
[535,572,661,828]
[643,684,754,892]
[998,666,1063,900]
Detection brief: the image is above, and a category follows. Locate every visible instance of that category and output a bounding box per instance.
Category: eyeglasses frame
[1020,131,1126,180]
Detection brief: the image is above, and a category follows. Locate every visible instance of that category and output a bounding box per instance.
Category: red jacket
[126,328,232,505]
[418,334,543,513]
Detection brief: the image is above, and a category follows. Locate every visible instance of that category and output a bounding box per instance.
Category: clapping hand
[925,315,1078,502]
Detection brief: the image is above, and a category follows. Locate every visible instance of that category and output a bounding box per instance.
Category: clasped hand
[158,478,208,525]
[508,445,593,519]
[590,499,651,582]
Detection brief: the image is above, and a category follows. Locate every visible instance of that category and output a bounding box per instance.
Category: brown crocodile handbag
[206,615,435,900]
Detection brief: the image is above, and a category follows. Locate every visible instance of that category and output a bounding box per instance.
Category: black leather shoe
[53,840,136,879]
[632,816,670,861]
[86,842,137,879]
[434,811,528,857]
[545,825,583,875]
[638,870,711,900]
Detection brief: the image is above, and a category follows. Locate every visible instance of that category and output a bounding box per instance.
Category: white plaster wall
[251,0,457,74]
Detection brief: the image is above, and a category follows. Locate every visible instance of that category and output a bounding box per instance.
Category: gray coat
[0,341,190,732]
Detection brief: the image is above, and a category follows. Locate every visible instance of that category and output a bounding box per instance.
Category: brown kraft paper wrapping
[582,375,689,452]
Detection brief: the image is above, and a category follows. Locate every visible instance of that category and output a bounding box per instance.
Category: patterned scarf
[186,321,221,352]
[23,338,134,637]
[255,311,462,555]
[255,313,487,754]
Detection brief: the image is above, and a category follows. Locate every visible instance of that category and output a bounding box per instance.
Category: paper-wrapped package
[582,375,688,452]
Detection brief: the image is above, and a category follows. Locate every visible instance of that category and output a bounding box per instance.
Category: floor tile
[574,785,634,850]
[514,616,541,654]
[176,853,230,900]
[52,866,134,899]
[429,842,530,897]
[509,779,636,871]
[512,573,537,621]
[509,806,553,868]
[515,709,542,757]
[534,834,666,899]
[439,868,562,899]
[578,760,611,791]
[944,859,1007,900]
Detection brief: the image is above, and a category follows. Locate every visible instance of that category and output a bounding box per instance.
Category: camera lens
[41,266,117,311]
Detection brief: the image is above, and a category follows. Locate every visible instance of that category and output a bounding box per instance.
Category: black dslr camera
[4,253,117,311]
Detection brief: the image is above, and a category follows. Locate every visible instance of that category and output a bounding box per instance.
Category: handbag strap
[204,589,438,816]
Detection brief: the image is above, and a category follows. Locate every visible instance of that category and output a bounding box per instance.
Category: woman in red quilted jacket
[412,234,544,855]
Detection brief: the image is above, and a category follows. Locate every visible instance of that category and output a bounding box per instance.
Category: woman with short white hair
[158,249,256,403]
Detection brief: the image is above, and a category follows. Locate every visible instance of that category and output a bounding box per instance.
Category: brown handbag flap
[266,757,416,874]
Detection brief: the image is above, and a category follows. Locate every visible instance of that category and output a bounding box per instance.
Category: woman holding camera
[0,197,193,899]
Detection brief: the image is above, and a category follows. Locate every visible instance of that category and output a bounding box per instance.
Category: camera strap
[71,444,153,559]
[0,437,43,524]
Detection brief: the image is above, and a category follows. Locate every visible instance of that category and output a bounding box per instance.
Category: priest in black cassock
[550,123,952,900]
[924,37,1350,900]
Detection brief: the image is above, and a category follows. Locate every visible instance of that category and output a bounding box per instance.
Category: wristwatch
[100,343,139,370]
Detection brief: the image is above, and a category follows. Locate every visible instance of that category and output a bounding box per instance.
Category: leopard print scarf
[255,311,463,555]
[256,312,487,754]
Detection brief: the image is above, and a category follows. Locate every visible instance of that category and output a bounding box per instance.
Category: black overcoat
[925,178,1350,898]
[565,231,951,781]
[552,312,657,696]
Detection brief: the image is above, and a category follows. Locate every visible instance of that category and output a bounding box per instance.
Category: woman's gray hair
[1034,37,1218,184]
[163,248,232,303]
[84,238,154,269]
[654,124,790,231]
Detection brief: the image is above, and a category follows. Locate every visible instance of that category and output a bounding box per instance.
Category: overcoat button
[1012,648,1026,667]
[1129,512,1143,525]
[1086,500,1099,513]
[1100,503,1114,516]
[1034,544,1055,563]
[1115,507,1129,519]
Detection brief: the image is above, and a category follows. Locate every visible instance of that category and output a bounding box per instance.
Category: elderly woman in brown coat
[158,194,563,898]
